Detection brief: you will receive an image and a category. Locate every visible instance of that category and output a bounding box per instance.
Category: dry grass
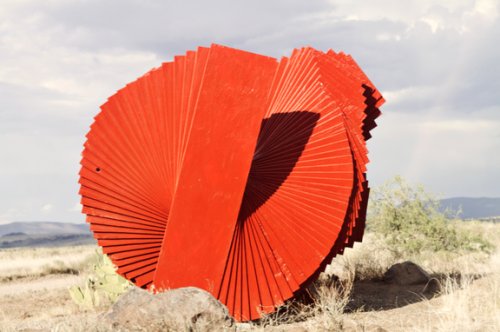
[0,245,98,281]
[344,257,500,332]
[400,253,500,332]
[305,278,355,332]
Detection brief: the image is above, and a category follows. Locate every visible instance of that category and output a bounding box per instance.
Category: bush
[367,175,494,257]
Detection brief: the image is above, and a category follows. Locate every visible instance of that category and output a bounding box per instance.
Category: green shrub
[367,175,494,257]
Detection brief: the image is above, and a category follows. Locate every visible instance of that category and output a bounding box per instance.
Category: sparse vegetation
[327,176,498,282]
[368,175,494,256]
[1,232,500,331]
[0,245,97,281]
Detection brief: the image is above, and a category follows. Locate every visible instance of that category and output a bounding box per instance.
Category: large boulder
[384,261,431,286]
[101,286,235,330]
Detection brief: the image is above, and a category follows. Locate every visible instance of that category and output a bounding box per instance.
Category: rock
[101,286,235,330]
[423,278,441,294]
[384,261,430,286]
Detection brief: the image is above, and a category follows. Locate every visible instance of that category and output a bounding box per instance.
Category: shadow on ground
[346,273,484,312]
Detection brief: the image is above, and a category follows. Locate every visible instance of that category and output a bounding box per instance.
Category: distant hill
[2,232,27,237]
[0,233,96,248]
[439,197,500,219]
[0,222,89,237]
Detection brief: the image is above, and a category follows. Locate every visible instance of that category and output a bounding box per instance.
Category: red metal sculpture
[78,44,384,321]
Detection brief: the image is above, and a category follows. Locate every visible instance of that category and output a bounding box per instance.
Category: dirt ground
[0,275,109,332]
[0,275,430,331]
[0,275,90,322]
[0,274,490,332]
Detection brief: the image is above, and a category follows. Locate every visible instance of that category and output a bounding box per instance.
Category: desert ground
[0,221,499,332]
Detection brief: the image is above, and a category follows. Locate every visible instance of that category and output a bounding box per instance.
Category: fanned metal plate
[78,44,384,322]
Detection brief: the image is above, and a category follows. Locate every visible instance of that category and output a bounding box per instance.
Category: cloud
[0,174,84,223]
[368,108,500,197]
[41,204,54,213]
[68,203,82,212]
[0,0,499,222]
[462,0,499,31]
[0,208,23,224]
[419,119,497,132]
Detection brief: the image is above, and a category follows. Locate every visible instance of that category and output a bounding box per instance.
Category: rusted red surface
[78,44,384,322]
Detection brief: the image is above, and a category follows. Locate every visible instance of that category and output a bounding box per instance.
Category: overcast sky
[1,0,499,224]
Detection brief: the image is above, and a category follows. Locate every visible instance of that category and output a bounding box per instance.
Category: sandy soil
[0,274,490,332]
[0,275,109,332]
[0,276,436,332]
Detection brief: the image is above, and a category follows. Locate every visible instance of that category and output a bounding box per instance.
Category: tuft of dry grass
[401,252,500,332]
[0,245,98,281]
[305,276,355,332]
[240,270,355,332]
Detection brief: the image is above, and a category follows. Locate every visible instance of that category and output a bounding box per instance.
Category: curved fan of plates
[78,44,384,321]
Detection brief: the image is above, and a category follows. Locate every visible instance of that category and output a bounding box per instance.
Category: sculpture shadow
[346,272,487,312]
[237,111,320,222]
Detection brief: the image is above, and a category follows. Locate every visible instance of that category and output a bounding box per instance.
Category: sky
[0,0,499,224]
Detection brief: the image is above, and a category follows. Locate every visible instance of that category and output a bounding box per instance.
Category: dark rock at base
[423,278,441,294]
[101,286,235,331]
[384,261,431,286]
